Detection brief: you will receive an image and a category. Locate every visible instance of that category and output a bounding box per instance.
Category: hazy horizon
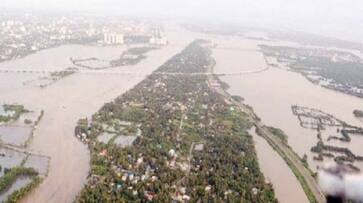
[1,2,363,202]
[1,0,363,43]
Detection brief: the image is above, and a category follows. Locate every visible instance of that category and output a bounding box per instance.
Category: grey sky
[2,0,363,42]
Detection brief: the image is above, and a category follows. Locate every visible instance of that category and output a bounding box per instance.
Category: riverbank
[75,40,276,202]
[0,24,193,203]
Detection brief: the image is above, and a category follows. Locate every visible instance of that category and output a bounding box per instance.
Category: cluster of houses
[78,41,261,201]
[0,13,168,62]
[0,15,100,61]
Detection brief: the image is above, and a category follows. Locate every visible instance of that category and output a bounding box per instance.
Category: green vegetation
[353,110,363,118]
[0,104,29,123]
[0,167,38,193]
[255,127,318,203]
[50,69,76,78]
[282,157,317,203]
[260,45,363,98]
[311,141,363,163]
[231,95,244,102]
[110,47,156,66]
[4,177,43,203]
[266,126,288,145]
[72,47,156,69]
[76,40,276,202]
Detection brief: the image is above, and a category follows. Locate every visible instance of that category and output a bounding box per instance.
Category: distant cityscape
[0,13,167,62]
[1,9,363,203]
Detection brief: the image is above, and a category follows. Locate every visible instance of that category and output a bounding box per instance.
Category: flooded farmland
[0,176,33,202]
[212,35,363,200]
[0,25,194,202]
[2,23,361,202]
[0,148,26,177]
[0,126,32,146]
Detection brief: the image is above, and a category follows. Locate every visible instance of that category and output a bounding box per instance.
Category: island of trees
[75,40,276,202]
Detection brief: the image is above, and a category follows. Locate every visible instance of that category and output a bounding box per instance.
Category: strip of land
[207,63,326,203]
[75,40,276,202]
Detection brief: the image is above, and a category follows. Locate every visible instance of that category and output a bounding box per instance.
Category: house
[144,191,156,201]
[99,149,107,156]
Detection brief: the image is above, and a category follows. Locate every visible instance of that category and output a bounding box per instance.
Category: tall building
[149,30,167,45]
[103,33,124,44]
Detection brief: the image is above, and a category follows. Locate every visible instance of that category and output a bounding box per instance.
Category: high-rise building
[149,30,167,45]
[103,33,124,44]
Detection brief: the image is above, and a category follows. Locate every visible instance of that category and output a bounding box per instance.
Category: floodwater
[0,45,128,71]
[0,126,32,146]
[0,25,195,202]
[212,35,363,200]
[12,111,42,126]
[23,155,49,176]
[0,176,33,202]
[0,148,26,177]
[249,127,309,203]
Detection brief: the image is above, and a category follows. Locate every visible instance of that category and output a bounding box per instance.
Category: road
[207,62,326,203]
[0,67,268,77]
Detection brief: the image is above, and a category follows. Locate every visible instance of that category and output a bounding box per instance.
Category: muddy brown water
[211,35,363,201]
[0,176,33,202]
[0,126,32,146]
[249,127,309,203]
[3,25,360,202]
[0,25,195,202]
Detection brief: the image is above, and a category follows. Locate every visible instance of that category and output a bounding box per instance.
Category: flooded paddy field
[213,36,363,165]
[0,176,33,202]
[0,147,26,177]
[0,106,43,147]
[0,25,195,202]
[0,145,49,202]
[0,126,32,146]
[22,154,49,176]
[0,144,49,177]
[210,35,363,201]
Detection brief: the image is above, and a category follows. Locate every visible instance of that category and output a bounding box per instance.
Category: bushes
[353,110,363,118]
[4,177,42,203]
[0,104,29,123]
[266,126,288,145]
[0,167,38,193]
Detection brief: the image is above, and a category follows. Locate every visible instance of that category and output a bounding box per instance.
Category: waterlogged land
[0,103,48,202]
[2,23,362,202]
[208,33,363,201]
[75,40,276,202]
[71,46,157,70]
[260,45,363,98]
[0,24,194,202]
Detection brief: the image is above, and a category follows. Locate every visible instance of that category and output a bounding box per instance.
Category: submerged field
[0,24,193,202]
[0,104,48,202]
